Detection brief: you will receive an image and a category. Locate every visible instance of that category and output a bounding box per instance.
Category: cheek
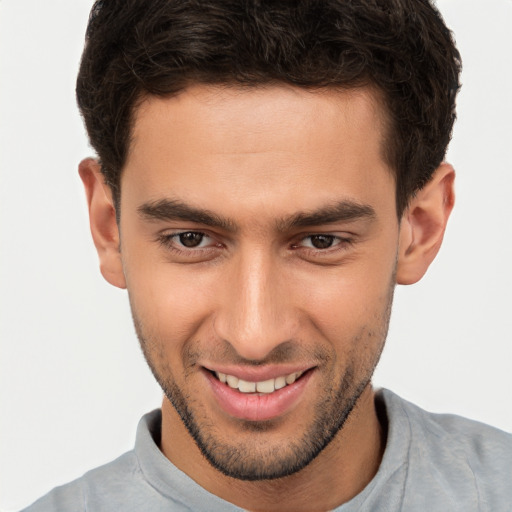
[123,247,217,345]
[292,255,396,344]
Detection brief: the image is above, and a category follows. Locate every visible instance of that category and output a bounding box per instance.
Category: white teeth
[285,373,297,385]
[274,376,287,390]
[238,379,256,393]
[215,370,305,394]
[226,375,239,389]
[256,379,275,393]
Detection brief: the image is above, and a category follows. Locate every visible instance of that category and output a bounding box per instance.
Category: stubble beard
[160,361,372,481]
[130,283,393,481]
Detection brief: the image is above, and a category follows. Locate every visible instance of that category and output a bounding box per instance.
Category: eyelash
[291,234,354,252]
[157,231,355,258]
[157,231,218,255]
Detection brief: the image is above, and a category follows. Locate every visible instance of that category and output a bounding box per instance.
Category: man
[24,0,511,510]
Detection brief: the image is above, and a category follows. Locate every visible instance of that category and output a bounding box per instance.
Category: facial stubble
[130,280,393,481]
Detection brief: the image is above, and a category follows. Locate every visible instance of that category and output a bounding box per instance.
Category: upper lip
[202,364,315,382]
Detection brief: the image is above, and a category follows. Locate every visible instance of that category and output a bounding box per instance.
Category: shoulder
[417,402,512,504]
[386,389,512,462]
[381,389,512,509]
[21,451,140,512]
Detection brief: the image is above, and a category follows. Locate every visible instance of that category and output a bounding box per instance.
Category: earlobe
[79,158,126,289]
[396,163,455,285]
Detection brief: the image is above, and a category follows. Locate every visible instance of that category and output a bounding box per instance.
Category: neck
[160,385,385,511]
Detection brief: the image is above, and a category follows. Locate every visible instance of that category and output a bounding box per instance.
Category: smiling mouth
[211,370,306,394]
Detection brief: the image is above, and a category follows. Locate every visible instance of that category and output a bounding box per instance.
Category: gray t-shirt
[23,389,512,511]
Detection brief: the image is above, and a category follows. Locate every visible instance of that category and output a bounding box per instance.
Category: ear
[79,158,126,289]
[396,163,455,285]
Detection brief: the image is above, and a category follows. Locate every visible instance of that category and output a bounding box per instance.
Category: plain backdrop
[1,1,511,510]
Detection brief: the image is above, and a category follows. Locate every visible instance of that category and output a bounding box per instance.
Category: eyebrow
[138,198,376,232]
[138,199,238,232]
[276,200,376,231]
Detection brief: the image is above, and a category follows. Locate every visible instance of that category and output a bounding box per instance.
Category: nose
[213,247,298,361]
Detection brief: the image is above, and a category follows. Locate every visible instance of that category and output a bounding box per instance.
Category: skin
[80,84,455,511]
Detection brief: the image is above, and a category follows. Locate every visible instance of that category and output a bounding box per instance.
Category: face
[119,85,399,480]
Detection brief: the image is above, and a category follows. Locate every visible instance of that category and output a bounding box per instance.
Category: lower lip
[204,369,313,422]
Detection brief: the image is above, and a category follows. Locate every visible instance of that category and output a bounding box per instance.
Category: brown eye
[309,235,336,249]
[178,232,205,248]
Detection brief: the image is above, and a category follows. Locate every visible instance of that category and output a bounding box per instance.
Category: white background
[1,1,511,510]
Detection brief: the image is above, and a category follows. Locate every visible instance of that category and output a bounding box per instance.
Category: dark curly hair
[76,0,461,216]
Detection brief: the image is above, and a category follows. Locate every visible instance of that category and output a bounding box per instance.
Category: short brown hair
[76,0,461,216]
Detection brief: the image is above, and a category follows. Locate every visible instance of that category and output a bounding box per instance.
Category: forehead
[123,84,395,221]
[131,84,388,156]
